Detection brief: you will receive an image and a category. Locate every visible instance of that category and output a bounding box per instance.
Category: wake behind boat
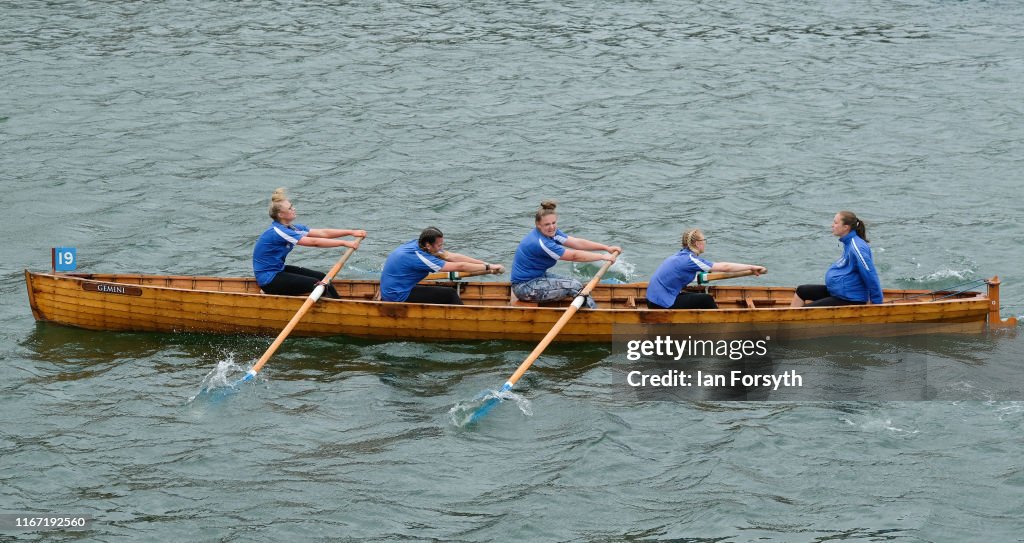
[24,270,1017,342]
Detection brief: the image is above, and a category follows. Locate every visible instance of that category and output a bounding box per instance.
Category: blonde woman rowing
[646,228,766,309]
[252,187,366,298]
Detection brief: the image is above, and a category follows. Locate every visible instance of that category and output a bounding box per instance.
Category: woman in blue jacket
[791,211,883,307]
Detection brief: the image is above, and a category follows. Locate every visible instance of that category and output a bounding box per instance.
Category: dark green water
[3,1,1023,541]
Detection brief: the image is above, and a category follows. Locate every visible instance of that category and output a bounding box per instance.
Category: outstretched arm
[560,237,620,263]
[560,248,617,263]
[564,236,621,254]
[710,262,766,275]
[437,250,483,265]
[307,228,367,239]
[297,236,362,249]
[436,251,505,275]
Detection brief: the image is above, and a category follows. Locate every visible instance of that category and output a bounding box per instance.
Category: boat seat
[510,290,539,307]
[735,298,780,308]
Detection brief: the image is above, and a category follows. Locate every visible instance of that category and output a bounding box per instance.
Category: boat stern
[987,276,1018,328]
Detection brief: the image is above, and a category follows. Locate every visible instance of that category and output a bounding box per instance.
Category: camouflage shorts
[511,273,597,309]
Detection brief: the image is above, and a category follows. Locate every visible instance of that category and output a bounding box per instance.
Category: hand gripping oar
[466,251,620,424]
[236,240,361,385]
[696,269,766,285]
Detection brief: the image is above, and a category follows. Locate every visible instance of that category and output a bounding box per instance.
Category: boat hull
[24,271,1010,342]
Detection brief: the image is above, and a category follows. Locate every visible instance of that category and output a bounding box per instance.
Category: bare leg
[790,293,807,308]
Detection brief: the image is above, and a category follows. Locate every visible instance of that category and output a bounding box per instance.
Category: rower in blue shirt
[253,187,365,298]
[381,227,505,304]
[646,228,766,309]
[510,200,620,308]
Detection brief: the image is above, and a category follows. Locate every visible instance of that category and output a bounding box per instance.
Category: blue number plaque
[53,247,77,272]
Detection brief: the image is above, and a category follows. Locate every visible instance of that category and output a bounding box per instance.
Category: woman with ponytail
[252,188,366,298]
[791,211,883,307]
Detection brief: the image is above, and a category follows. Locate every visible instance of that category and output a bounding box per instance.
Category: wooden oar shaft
[248,243,359,377]
[249,296,317,376]
[505,301,581,388]
[505,253,619,388]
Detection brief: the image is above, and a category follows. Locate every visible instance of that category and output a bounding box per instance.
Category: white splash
[608,258,637,281]
[187,354,248,403]
[575,257,637,283]
[916,268,973,282]
[841,417,917,434]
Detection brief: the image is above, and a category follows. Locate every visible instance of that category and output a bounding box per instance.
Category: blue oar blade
[188,384,240,405]
[448,389,500,427]
[448,385,531,427]
[467,396,502,425]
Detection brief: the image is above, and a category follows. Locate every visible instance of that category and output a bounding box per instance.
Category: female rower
[646,229,766,309]
[380,226,505,304]
[252,187,365,298]
[510,200,620,309]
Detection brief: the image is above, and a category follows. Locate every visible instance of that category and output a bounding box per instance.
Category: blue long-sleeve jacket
[825,232,883,304]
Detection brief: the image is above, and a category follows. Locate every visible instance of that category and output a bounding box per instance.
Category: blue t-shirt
[253,222,309,286]
[380,240,447,302]
[511,228,569,284]
[645,249,713,308]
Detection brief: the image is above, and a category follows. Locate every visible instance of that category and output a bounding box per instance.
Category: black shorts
[261,265,341,299]
[795,284,864,307]
[646,291,718,310]
[405,285,464,305]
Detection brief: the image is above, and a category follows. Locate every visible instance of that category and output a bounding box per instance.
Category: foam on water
[572,257,637,283]
[841,417,917,435]
[608,259,636,282]
[913,268,974,282]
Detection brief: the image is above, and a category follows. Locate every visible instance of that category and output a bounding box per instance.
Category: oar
[236,241,361,385]
[423,269,492,281]
[466,251,620,424]
[696,269,766,285]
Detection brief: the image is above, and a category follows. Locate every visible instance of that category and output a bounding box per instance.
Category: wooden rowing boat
[24,270,1017,342]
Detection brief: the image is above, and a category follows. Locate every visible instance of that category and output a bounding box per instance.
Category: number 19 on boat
[52,247,77,272]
